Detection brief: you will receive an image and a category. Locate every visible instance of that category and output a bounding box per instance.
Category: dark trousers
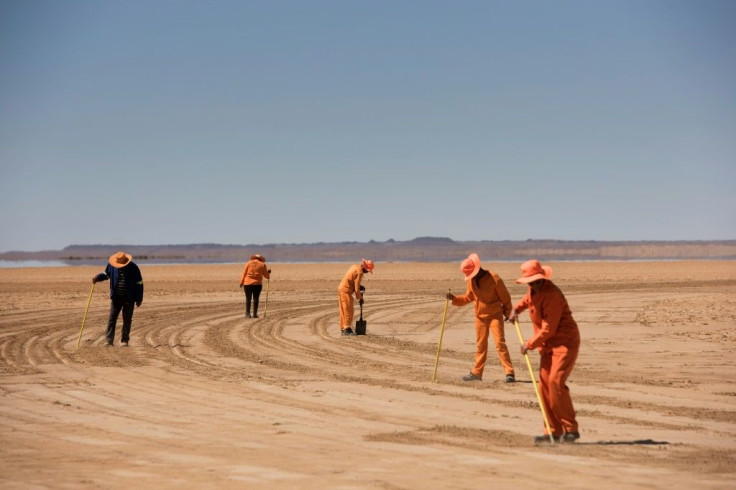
[107,296,134,343]
[244,284,263,316]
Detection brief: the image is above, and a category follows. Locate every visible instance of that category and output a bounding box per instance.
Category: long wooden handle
[432,289,451,382]
[513,319,555,443]
[77,283,95,349]
[263,278,270,318]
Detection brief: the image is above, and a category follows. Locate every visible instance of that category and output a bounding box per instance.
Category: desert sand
[1,261,735,489]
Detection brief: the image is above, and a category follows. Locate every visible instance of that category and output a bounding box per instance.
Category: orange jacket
[452,270,512,321]
[239,259,270,286]
[514,280,579,351]
[338,264,364,299]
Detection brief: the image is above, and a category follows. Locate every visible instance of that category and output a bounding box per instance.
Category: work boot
[462,373,482,382]
[533,434,561,444]
[561,432,580,443]
[505,374,516,383]
[341,327,355,336]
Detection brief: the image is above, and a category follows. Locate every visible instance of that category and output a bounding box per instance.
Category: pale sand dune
[1,261,735,489]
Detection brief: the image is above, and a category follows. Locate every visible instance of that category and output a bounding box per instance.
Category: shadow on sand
[582,439,670,446]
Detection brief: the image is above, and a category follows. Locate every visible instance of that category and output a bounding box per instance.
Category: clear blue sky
[1,0,734,252]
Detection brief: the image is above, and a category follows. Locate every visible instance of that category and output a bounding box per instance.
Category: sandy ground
[1,261,735,489]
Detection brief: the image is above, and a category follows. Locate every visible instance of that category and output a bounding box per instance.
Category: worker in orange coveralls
[239,254,271,318]
[337,258,374,336]
[507,259,581,444]
[447,253,515,383]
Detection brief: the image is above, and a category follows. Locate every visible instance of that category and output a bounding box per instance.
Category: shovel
[355,292,367,335]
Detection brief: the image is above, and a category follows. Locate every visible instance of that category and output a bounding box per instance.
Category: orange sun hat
[515,259,553,284]
[460,253,481,281]
[109,251,132,268]
[361,258,374,273]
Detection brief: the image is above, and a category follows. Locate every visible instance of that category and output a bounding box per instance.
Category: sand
[1,261,735,489]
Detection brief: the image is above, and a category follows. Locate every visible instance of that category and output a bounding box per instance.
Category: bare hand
[520,344,529,355]
[507,311,518,324]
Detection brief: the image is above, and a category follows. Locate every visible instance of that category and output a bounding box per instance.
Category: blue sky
[1,0,734,252]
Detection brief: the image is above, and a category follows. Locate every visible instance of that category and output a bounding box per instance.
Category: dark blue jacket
[95,262,144,304]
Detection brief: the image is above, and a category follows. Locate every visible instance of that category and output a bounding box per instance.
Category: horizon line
[3,236,736,254]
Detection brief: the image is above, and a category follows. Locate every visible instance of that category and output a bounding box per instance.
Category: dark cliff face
[406,237,456,246]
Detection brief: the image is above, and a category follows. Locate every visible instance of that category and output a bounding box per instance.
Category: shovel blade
[355,319,367,335]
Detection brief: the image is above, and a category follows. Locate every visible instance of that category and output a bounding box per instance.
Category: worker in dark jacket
[93,251,144,346]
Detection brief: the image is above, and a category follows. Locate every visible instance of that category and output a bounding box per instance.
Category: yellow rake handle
[262,278,270,318]
[514,318,555,443]
[77,283,95,349]
[432,289,451,382]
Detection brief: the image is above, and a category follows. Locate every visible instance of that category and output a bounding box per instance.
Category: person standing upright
[447,253,515,383]
[239,254,271,318]
[507,259,581,444]
[92,251,144,346]
[337,258,374,336]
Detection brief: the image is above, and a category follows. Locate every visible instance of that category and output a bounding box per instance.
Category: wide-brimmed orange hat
[361,258,374,273]
[109,251,132,268]
[515,259,553,284]
[460,253,481,281]
[250,254,266,262]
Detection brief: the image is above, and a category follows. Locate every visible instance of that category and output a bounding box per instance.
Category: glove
[359,285,365,292]
[359,298,364,305]
[446,292,454,300]
[267,269,271,273]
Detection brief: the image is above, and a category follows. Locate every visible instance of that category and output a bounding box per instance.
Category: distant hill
[2,238,735,264]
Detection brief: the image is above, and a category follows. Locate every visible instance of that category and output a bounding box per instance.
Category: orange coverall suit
[514,280,580,437]
[337,264,364,329]
[452,271,514,378]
